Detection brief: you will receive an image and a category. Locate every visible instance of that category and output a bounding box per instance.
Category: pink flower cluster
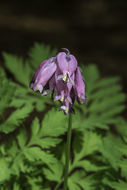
[30,49,86,114]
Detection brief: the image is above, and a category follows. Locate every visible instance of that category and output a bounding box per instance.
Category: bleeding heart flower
[30,48,86,114]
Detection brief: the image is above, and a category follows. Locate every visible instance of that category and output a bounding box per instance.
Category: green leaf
[27,176,43,190]
[77,64,126,132]
[24,147,56,164]
[68,171,96,190]
[3,53,32,86]
[74,132,101,160]
[0,104,33,133]
[71,131,103,174]
[76,160,108,172]
[28,43,57,69]
[100,133,127,169]
[17,128,27,148]
[41,109,67,137]
[8,115,60,176]
[29,117,62,149]
[119,159,127,179]
[115,119,127,143]
[96,77,121,89]
[31,117,40,135]
[0,158,10,183]
[0,72,16,113]
[18,126,56,164]
[13,183,21,190]
[88,93,126,113]
[43,161,63,182]
[109,180,127,190]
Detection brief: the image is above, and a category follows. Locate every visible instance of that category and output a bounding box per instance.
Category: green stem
[63,113,72,190]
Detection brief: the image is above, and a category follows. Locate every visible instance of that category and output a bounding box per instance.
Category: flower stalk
[63,113,72,190]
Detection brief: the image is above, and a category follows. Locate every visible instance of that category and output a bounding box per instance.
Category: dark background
[0,0,127,91]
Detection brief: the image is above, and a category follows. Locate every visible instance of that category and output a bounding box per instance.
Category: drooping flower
[74,67,86,104]
[30,57,57,93]
[30,48,86,114]
[57,51,77,85]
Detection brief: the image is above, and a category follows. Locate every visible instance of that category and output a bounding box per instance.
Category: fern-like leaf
[0,158,10,183]
[76,64,126,131]
[0,104,33,133]
[28,43,57,69]
[3,53,32,86]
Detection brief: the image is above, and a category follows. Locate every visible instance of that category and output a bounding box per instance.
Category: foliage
[0,43,127,190]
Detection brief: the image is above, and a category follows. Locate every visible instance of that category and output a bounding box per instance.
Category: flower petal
[57,52,68,74]
[68,54,77,75]
[57,52,77,76]
[33,60,57,91]
[30,60,47,88]
[75,67,86,104]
